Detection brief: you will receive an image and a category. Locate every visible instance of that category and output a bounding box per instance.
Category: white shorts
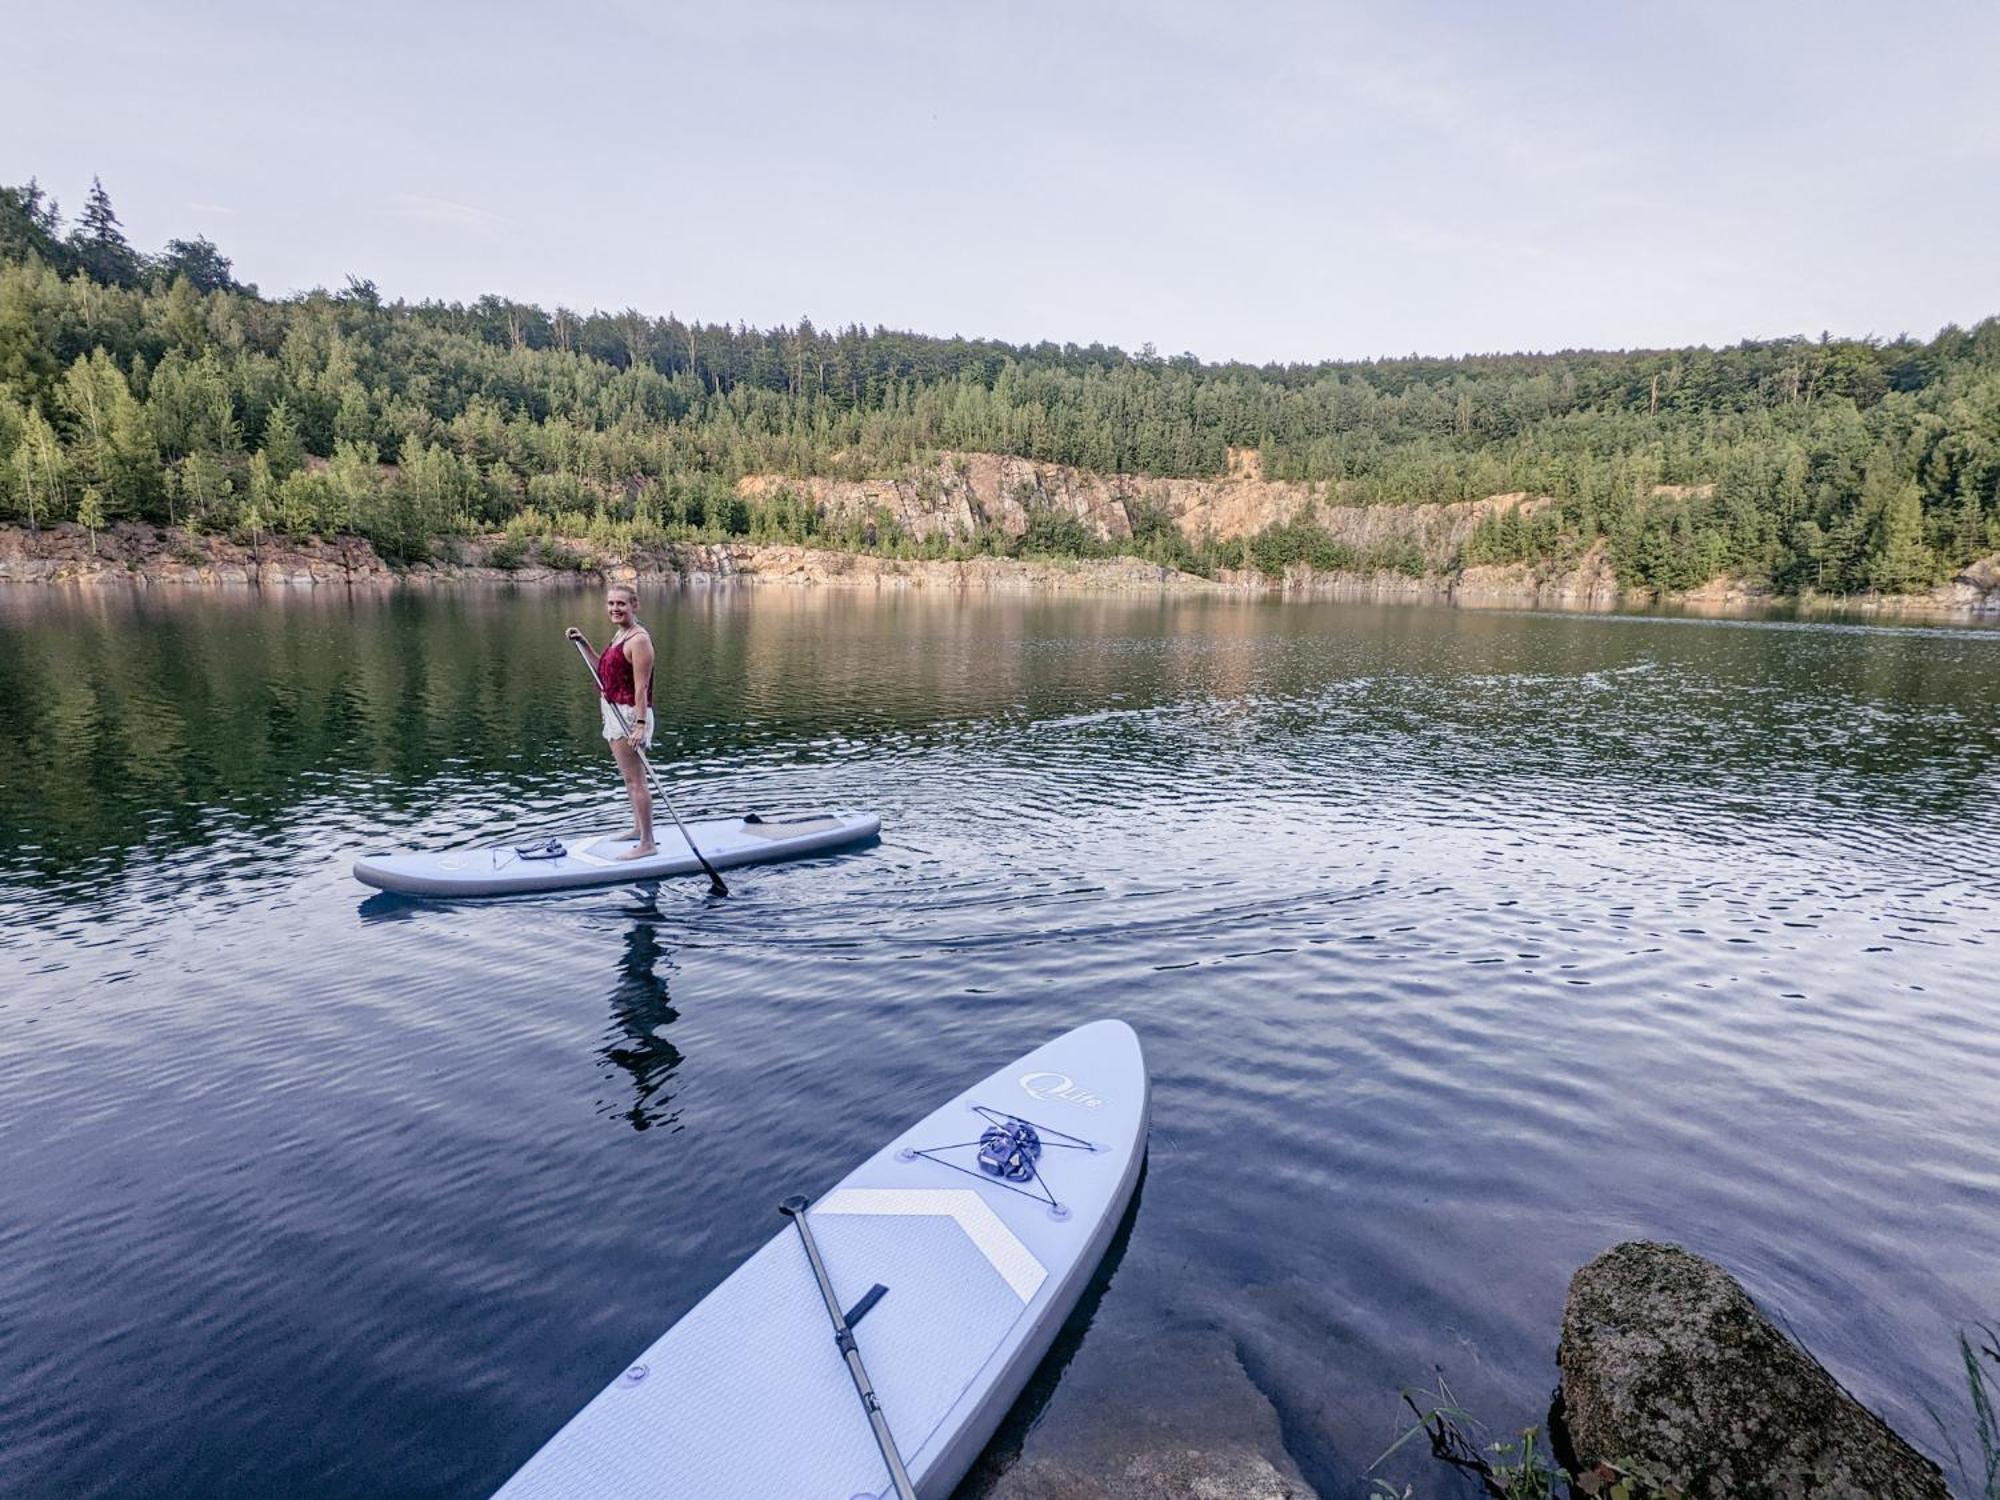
[601,700,655,746]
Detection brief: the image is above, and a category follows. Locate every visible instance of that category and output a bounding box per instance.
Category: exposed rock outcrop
[0,522,400,586]
[684,544,1213,593]
[738,449,1542,557]
[0,524,1222,593]
[1558,1242,1948,1500]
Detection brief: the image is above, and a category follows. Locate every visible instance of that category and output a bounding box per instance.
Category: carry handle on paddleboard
[779,1195,919,1500]
[570,635,728,897]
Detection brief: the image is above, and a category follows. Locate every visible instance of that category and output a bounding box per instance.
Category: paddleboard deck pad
[352,810,879,896]
[493,1019,1148,1500]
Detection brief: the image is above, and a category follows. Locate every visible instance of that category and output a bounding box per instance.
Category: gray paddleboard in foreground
[352,810,880,896]
[493,1019,1149,1499]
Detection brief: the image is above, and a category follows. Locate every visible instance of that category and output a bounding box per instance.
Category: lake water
[2,584,1996,1499]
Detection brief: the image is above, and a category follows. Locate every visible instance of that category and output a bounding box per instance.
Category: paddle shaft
[779,1196,919,1500]
[570,635,729,896]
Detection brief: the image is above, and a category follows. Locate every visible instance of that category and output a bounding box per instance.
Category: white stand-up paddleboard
[494,1019,1148,1500]
[352,811,880,896]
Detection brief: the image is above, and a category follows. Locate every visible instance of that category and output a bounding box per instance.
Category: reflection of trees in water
[0,592,584,884]
[596,915,685,1132]
[7,593,2000,891]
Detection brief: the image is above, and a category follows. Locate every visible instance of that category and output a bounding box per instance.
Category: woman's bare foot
[615,841,658,861]
[607,828,639,842]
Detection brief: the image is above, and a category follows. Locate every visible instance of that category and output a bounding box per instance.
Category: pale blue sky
[4,0,1995,362]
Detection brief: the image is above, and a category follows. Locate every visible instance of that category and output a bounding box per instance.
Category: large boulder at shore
[1558,1242,1948,1499]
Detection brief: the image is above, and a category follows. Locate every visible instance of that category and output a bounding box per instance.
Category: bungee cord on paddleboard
[898,1106,1100,1218]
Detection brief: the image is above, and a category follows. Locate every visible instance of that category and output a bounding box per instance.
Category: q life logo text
[1017,1071,1106,1110]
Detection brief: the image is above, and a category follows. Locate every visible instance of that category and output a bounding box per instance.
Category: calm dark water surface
[2,585,1996,1499]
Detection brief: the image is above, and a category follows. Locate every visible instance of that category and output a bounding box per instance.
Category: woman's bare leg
[610,739,656,857]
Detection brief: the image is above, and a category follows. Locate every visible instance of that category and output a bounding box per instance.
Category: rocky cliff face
[0,524,1215,592]
[739,448,1547,560]
[1212,538,1623,609]
[0,522,399,586]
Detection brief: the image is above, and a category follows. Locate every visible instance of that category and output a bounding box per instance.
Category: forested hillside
[3,177,1997,592]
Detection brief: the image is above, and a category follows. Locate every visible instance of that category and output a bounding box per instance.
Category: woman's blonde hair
[606,581,639,605]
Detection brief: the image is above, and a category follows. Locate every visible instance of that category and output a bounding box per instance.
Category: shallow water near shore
[2,583,1996,1498]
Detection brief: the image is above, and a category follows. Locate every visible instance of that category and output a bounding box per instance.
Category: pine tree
[68,178,141,286]
[107,394,162,520]
[1951,485,1985,565]
[333,382,374,451]
[261,401,304,480]
[1867,480,1934,593]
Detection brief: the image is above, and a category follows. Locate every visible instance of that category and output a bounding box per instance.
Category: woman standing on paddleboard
[566,583,659,860]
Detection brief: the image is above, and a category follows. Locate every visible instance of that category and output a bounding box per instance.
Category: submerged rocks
[1558,1242,1948,1499]
[990,1445,1303,1500]
[975,1324,1315,1499]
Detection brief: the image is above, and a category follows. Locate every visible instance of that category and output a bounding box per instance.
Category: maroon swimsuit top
[596,633,654,706]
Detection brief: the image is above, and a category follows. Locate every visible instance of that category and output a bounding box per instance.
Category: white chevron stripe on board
[812,1188,1047,1302]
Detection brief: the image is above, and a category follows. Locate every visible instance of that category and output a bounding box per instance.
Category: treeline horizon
[3,176,1997,593]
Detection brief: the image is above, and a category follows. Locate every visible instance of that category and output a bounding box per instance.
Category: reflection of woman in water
[565,583,658,860]
[600,916,685,1132]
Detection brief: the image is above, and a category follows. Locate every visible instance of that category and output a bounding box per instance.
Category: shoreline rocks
[970,1324,1316,1499]
[1558,1242,1949,1500]
[2,523,1996,620]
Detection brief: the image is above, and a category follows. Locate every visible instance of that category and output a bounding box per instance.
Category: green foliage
[1368,1378,1576,1500]
[155,237,241,295]
[1248,505,1356,577]
[1929,1323,2000,1500]
[1969,1324,2000,1500]
[1368,538,1430,578]
[539,539,591,572]
[1125,498,1205,572]
[1370,1376,1683,1500]
[1612,503,1728,594]
[1463,504,1567,568]
[1013,507,1099,558]
[1867,476,1935,592]
[1571,1457,1686,1499]
[76,485,105,551]
[0,180,71,272]
[3,174,1999,595]
[261,400,303,480]
[9,403,69,527]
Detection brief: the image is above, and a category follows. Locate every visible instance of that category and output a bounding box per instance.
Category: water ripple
[1,588,1996,1499]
